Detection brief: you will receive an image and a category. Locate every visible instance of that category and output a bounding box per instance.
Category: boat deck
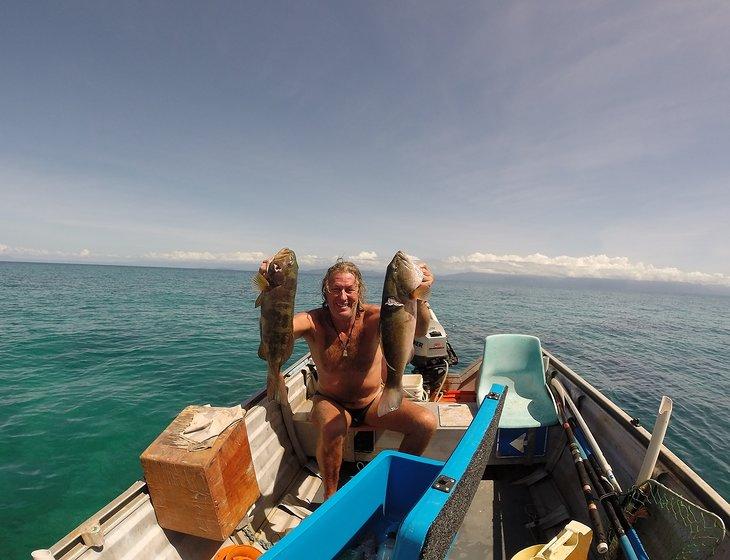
[43,349,728,560]
[452,478,534,559]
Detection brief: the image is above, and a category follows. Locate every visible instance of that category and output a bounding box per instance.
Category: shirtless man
[262,258,437,499]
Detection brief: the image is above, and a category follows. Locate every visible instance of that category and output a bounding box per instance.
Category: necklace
[331,311,357,357]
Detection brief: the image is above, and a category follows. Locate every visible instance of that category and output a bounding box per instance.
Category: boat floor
[263,462,559,559]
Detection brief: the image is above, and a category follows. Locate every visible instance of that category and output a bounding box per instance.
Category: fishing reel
[411,304,458,399]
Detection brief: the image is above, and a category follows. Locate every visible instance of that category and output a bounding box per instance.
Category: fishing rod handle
[575,453,609,554]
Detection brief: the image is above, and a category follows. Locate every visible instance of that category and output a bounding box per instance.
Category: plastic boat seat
[476,334,558,429]
[262,384,506,559]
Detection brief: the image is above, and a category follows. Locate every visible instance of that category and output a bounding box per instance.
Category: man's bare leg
[363,397,437,455]
[310,397,350,499]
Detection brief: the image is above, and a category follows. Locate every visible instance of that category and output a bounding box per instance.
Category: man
[263,258,437,499]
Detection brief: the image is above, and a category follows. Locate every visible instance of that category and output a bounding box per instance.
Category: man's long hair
[321,259,366,312]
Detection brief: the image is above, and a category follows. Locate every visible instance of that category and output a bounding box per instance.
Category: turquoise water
[1,261,728,558]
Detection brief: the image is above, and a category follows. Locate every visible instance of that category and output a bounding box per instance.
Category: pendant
[343,348,348,357]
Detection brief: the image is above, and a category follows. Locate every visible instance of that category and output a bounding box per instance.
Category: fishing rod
[551,376,650,559]
[569,419,645,560]
[550,378,621,493]
[552,395,609,554]
[568,420,651,560]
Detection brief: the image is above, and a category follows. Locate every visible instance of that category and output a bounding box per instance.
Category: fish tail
[267,363,283,402]
[377,385,403,417]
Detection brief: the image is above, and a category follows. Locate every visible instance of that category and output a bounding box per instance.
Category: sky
[1,2,729,287]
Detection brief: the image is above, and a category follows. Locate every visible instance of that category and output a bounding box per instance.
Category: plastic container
[511,520,592,560]
[402,374,425,400]
[214,544,262,560]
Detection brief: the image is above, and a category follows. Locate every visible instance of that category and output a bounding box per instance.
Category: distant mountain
[440,271,730,297]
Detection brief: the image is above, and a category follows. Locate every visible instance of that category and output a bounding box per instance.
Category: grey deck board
[449,479,536,559]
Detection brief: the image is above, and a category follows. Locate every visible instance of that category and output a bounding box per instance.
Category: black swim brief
[314,393,378,428]
[345,397,377,427]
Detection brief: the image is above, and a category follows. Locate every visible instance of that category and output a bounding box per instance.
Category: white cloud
[143,250,266,263]
[445,252,730,287]
[298,254,321,266]
[4,241,728,287]
[0,243,92,259]
[348,251,379,263]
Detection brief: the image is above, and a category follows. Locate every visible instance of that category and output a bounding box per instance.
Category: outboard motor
[411,304,458,399]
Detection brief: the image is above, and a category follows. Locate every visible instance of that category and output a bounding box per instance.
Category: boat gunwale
[50,481,149,558]
[543,347,730,526]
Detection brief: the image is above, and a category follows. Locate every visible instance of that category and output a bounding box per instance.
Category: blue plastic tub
[262,451,444,559]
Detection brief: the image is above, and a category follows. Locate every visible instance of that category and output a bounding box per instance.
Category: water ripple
[1,263,729,558]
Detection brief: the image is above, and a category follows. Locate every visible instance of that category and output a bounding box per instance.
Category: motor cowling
[411,304,458,399]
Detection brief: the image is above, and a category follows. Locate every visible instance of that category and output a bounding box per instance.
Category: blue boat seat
[476,334,558,429]
[262,384,506,559]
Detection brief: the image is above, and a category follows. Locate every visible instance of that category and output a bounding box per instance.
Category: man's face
[325,272,359,323]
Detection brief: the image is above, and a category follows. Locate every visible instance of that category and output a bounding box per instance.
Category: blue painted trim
[393,383,506,559]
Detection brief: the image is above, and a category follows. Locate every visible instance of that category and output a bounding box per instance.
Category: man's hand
[411,262,433,301]
[419,263,434,288]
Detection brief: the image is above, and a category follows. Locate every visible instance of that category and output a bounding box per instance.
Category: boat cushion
[476,334,558,429]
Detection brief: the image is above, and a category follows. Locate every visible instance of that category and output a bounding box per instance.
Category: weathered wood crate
[140,405,260,541]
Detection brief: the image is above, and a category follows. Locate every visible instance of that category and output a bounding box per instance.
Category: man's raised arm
[293,311,314,341]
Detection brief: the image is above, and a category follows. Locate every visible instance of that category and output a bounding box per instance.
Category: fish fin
[384,297,404,307]
[377,386,403,417]
[410,285,431,301]
[258,340,267,360]
[255,292,264,308]
[252,272,269,291]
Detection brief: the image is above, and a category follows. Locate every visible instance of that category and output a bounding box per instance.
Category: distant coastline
[3,259,729,297]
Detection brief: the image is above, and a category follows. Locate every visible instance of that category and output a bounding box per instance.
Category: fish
[253,247,298,401]
[378,251,427,416]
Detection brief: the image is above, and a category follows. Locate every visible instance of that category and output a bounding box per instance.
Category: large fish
[378,251,429,417]
[253,248,298,401]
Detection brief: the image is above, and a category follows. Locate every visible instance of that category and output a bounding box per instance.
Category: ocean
[1,261,728,558]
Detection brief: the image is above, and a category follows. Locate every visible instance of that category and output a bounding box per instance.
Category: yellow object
[511,520,592,560]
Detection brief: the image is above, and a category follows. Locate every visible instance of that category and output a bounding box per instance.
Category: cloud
[347,251,379,264]
[445,252,730,287]
[4,241,728,287]
[0,243,92,260]
[297,254,321,266]
[143,250,266,263]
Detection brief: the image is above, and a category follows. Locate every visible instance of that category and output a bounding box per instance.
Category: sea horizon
[3,258,729,297]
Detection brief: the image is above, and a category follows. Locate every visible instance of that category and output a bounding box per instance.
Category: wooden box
[140,405,260,540]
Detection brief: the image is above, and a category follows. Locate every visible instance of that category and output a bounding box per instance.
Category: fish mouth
[272,247,295,261]
[268,248,297,271]
[389,251,421,291]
